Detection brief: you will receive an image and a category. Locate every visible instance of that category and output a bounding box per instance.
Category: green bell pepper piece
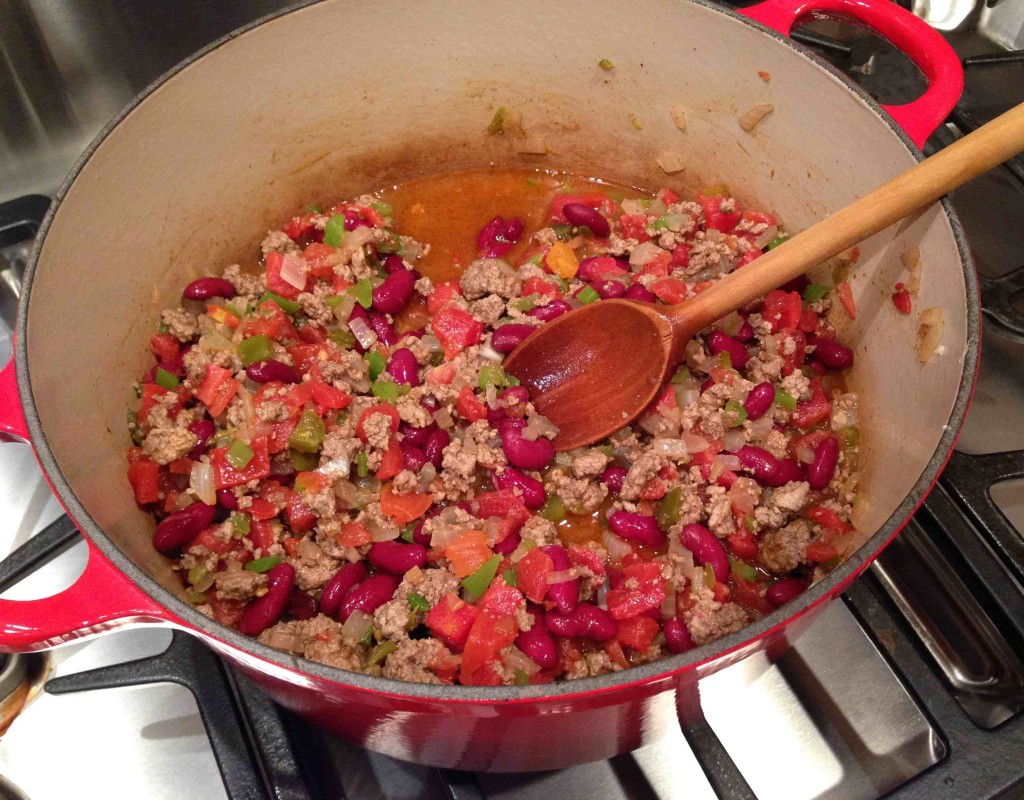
[288,409,326,453]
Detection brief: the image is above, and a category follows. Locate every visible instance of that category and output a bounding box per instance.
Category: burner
[0,652,47,737]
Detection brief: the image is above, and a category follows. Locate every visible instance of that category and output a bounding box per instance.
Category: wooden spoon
[504,102,1024,451]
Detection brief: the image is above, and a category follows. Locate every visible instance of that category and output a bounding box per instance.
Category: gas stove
[2,2,1024,798]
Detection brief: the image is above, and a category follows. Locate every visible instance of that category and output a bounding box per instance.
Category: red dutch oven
[0,0,977,771]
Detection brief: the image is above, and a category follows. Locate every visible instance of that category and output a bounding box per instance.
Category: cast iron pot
[0,0,977,771]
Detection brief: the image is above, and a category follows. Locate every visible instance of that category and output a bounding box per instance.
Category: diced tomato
[581,256,628,280]
[731,577,773,614]
[259,479,292,509]
[641,251,672,277]
[798,308,820,333]
[549,193,615,223]
[426,593,480,650]
[651,277,688,304]
[461,662,506,686]
[206,304,241,329]
[210,436,271,489]
[515,548,555,603]
[460,612,518,681]
[427,363,455,385]
[567,544,606,576]
[789,429,833,461]
[762,290,803,332]
[195,364,240,417]
[375,438,404,480]
[670,243,692,268]
[457,386,488,422]
[474,489,531,541]
[736,249,761,268]
[266,417,298,454]
[429,648,461,684]
[658,188,681,206]
[138,383,172,426]
[836,281,856,320]
[356,404,401,441]
[639,478,667,500]
[700,195,742,233]
[282,537,302,557]
[712,581,731,603]
[285,493,318,533]
[191,525,235,556]
[265,252,311,300]
[248,498,278,521]
[619,213,650,242]
[287,343,326,374]
[207,595,245,627]
[302,242,339,279]
[522,276,561,299]
[606,563,667,620]
[305,380,352,412]
[242,301,299,343]
[337,520,372,547]
[127,459,160,505]
[727,530,760,560]
[478,580,524,616]
[792,380,831,430]
[616,616,660,651]
[283,213,317,241]
[432,306,483,358]
[167,458,193,476]
[427,281,464,313]
[603,639,630,669]
[249,519,277,552]
[778,328,807,376]
[445,530,493,578]
[379,482,434,524]
[742,209,777,227]
[892,284,912,315]
[807,506,852,534]
[689,437,723,467]
[806,540,838,563]
[149,333,181,364]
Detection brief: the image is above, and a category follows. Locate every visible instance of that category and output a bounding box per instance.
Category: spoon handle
[665,100,1024,335]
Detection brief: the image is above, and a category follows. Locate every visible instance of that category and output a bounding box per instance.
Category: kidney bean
[383,254,406,274]
[609,511,666,547]
[625,283,656,303]
[215,488,238,510]
[387,348,420,387]
[188,419,216,459]
[424,428,451,470]
[477,216,524,257]
[412,507,442,547]
[539,544,579,614]
[763,458,805,488]
[492,323,535,353]
[680,524,729,583]
[736,445,780,484]
[707,329,750,370]
[809,336,854,370]
[664,618,697,654]
[743,382,776,420]
[601,466,627,495]
[500,419,554,471]
[486,406,508,427]
[807,436,839,490]
[528,300,571,322]
[545,603,617,641]
[494,531,521,555]
[562,202,611,238]
[400,422,435,448]
[287,589,318,621]
[401,440,428,472]
[182,277,235,302]
[516,606,558,669]
[767,578,806,608]
[239,563,296,636]
[246,359,300,384]
[502,386,530,406]
[493,467,546,509]
[343,209,367,230]
[372,268,416,315]
[152,503,216,554]
[576,256,610,282]
[594,279,626,299]
[736,319,755,342]
[367,311,397,346]
[319,562,367,617]
[369,541,428,575]
[339,574,400,622]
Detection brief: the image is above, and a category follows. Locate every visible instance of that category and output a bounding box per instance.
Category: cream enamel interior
[25,1,967,603]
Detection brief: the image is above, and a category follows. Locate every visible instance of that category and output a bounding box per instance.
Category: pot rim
[15,0,980,703]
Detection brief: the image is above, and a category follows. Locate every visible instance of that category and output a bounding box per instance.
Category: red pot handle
[0,358,29,441]
[739,0,963,148]
[0,538,170,652]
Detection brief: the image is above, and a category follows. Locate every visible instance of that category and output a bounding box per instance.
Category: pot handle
[0,533,171,653]
[738,0,963,148]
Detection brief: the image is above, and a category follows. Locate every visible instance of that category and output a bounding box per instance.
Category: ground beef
[420,508,482,546]
[260,615,366,671]
[161,308,199,342]
[261,229,299,256]
[462,420,506,471]
[297,283,335,326]
[620,452,663,501]
[362,413,394,451]
[141,426,196,465]
[572,450,610,479]
[460,258,520,299]
[684,586,750,645]
[287,540,339,592]
[373,597,412,641]
[519,516,559,547]
[563,650,622,680]
[382,639,451,683]
[469,294,506,325]
[214,568,268,601]
[760,520,811,573]
[440,439,478,497]
[547,472,607,514]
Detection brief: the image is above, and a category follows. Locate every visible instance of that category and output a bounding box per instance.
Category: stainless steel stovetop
[2,2,1024,799]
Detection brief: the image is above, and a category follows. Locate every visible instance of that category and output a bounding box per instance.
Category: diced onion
[748,415,775,440]
[349,316,378,349]
[190,462,216,505]
[796,446,815,464]
[621,199,647,216]
[479,341,503,363]
[523,414,558,441]
[602,530,633,560]
[298,538,321,559]
[652,438,689,458]
[752,225,779,250]
[368,520,401,542]
[198,331,236,352]
[629,241,664,267]
[719,311,744,337]
[681,433,710,453]
[657,151,686,174]
[739,103,774,132]
[341,610,373,643]
[501,646,541,675]
[279,253,308,290]
[901,247,924,296]
[649,199,668,216]
[663,213,687,232]
[670,105,687,131]
[715,453,742,471]
[265,631,302,652]
[434,407,455,430]
[334,479,376,509]
[417,462,437,491]
[673,385,700,409]
[723,430,746,453]
[729,477,759,514]
[319,455,351,478]
[422,333,442,353]
[331,294,356,324]
[345,226,376,249]
[546,569,576,585]
[483,517,503,547]
[661,591,677,620]
[917,307,945,363]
